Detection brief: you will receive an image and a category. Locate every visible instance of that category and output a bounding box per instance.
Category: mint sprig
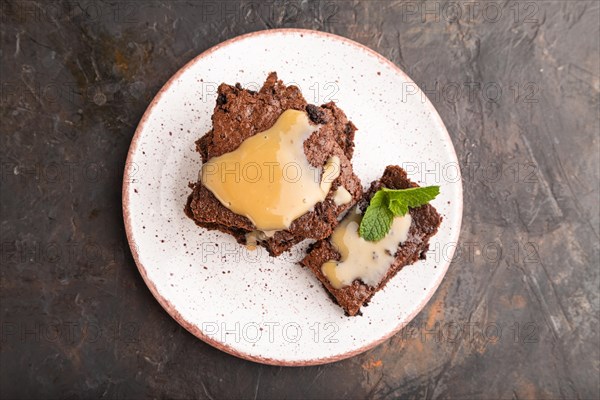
[359,186,440,241]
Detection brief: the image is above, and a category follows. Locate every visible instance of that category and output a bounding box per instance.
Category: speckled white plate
[123,29,462,366]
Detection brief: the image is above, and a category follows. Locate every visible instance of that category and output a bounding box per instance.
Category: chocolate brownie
[300,166,443,316]
[185,72,361,256]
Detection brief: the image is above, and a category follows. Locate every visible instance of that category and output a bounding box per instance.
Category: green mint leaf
[367,189,388,208]
[359,185,440,241]
[358,193,394,242]
[383,186,440,216]
[388,198,408,216]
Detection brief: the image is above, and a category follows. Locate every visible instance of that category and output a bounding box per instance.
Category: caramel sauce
[333,186,352,206]
[322,208,412,289]
[201,110,341,232]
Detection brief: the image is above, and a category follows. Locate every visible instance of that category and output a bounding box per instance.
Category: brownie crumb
[306,104,328,124]
[419,244,430,260]
[216,93,227,105]
[344,123,354,135]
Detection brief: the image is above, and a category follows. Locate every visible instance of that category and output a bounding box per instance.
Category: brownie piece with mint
[300,166,442,316]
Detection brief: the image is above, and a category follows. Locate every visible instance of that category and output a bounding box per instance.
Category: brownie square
[300,166,443,316]
[185,72,362,256]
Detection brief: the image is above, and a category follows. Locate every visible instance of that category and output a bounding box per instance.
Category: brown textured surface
[301,166,442,316]
[1,1,599,398]
[185,72,361,256]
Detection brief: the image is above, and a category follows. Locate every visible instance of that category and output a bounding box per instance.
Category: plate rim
[122,28,463,366]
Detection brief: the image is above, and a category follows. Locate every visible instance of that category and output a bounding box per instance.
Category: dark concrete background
[1,1,599,399]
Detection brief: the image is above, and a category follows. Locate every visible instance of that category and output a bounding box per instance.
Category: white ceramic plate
[123,29,462,366]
